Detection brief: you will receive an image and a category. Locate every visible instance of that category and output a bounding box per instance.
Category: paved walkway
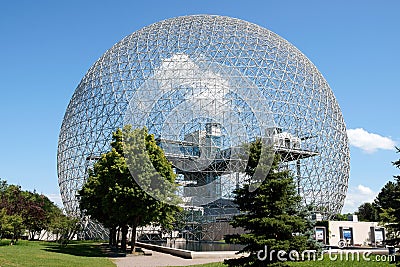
[111,250,225,267]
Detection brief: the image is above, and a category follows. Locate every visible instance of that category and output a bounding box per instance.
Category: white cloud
[342,184,377,213]
[356,184,373,195]
[347,128,396,153]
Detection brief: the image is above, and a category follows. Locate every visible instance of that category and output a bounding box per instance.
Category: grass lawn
[1,240,396,267]
[187,254,396,267]
[0,239,115,267]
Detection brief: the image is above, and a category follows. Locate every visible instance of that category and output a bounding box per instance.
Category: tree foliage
[225,139,315,267]
[0,208,24,244]
[379,147,400,247]
[78,126,181,252]
[374,181,399,213]
[355,202,379,222]
[0,178,66,244]
[48,209,80,246]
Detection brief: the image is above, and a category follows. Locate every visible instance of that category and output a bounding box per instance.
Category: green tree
[48,210,80,246]
[0,208,12,239]
[0,179,7,194]
[0,184,26,243]
[374,180,399,215]
[0,178,66,243]
[355,202,379,222]
[78,150,122,247]
[225,139,313,267]
[20,191,58,240]
[0,208,24,245]
[8,214,24,245]
[79,126,180,252]
[380,147,400,247]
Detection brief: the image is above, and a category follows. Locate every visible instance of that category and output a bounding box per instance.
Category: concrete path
[111,250,226,267]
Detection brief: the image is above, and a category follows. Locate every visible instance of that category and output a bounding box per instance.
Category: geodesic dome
[58,15,350,229]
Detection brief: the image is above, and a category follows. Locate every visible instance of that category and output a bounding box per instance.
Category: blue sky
[0,0,399,213]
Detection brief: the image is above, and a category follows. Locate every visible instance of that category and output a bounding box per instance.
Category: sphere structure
[58,15,350,236]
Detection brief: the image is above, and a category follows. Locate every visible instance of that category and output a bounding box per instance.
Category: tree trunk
[15,227,19,242]
[110,227,117,247]
[129,218,139,253]
[109,227,114,246]
[116,227,120,249]
[10,233,15,245]
[113,227,117,247]
[120,225,128,253]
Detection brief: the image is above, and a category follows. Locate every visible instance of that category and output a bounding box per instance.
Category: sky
[0,0,399,213]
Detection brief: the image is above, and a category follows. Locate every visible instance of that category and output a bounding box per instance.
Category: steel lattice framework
[58,15,349,238]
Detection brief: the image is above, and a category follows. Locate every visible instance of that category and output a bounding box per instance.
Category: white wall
[328,221,385,247]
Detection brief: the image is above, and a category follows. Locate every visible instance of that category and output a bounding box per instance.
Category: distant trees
[354,181,398,223]
[0,178,70,244]
[224,139,316,267]
[78,126,181,252]
[355,202,379,222]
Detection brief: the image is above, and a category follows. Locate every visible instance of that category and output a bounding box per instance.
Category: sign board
[343,230,352,239]
[375,229,384,242]
[316,228,324,241]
